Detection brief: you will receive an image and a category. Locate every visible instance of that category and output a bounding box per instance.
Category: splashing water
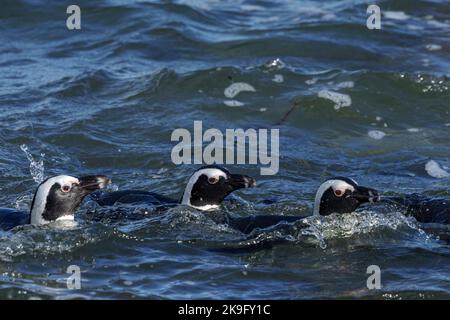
[20,144,45,184]
[300,211,429,248]
[14,194,33,211]
[1,0,449,300]
[0,223,117,263]
[425,160,450,178]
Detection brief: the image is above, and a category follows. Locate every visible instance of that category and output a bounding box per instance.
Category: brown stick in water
[274,99,301,125]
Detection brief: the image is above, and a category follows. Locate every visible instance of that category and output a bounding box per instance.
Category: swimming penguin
[384,194,450,224]
[93,165,256,211]
[94,170,379,234]
[0,175,111,231]
[226,177,381,234]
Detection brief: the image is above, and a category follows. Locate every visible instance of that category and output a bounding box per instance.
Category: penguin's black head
[181,165,256,210]
[30,175,111,225]
[313,177,380,216]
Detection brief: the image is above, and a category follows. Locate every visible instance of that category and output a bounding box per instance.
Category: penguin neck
[181,185,220,211]
[29,201,53,225]
[181,173,199,207]
[29,185,51,225]
[29,180,77,225]
[313,182,332,216]
[181,192,220,211]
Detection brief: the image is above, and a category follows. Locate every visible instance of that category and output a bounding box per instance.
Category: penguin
[0,175,111,231]
[226,177,381,234]
[383,194,450,224]
[93,165,256,211]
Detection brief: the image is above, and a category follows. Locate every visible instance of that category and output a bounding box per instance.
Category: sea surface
[0,0,449,299]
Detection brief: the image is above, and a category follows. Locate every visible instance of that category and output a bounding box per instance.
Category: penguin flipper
[0,208,29,231]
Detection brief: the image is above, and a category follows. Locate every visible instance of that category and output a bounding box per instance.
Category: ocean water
[0,0,449,299]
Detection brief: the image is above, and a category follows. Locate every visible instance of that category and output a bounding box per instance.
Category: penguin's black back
[388,195,450,224]
[0,208,29,231]
[228,215,306,234]
[93,190,178,207]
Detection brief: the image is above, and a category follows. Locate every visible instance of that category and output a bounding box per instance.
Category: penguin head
[181,165,256,211]
[313,177,380,216]
[30,175,111,225]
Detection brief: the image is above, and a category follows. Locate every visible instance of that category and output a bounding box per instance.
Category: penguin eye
[334,189,343,197]
[208,177,219,184]
[61,185,72,193]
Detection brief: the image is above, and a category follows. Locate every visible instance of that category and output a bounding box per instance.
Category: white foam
[407,128,421,133]
[425,160,450,178]
[407,25,424,31]
[265,58,285,70]
[383,11,410,20]
[426,19,450,28]
[272,74,284,83]
[426,44,442,51]
[223,100,244,107]
[224,82,256,98]
[334,81,354,89]
[368,130,386,140]
[318,90,352,110]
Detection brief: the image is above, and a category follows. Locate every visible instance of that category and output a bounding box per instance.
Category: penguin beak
[352,185,381,204]
[229,174,257,190]
[78,175,111,192]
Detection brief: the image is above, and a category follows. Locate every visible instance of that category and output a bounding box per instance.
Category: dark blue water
[0,0,449,299]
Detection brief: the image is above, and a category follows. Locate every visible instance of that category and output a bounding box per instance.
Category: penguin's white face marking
[30,175,80,225]
[181,166,256,211]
